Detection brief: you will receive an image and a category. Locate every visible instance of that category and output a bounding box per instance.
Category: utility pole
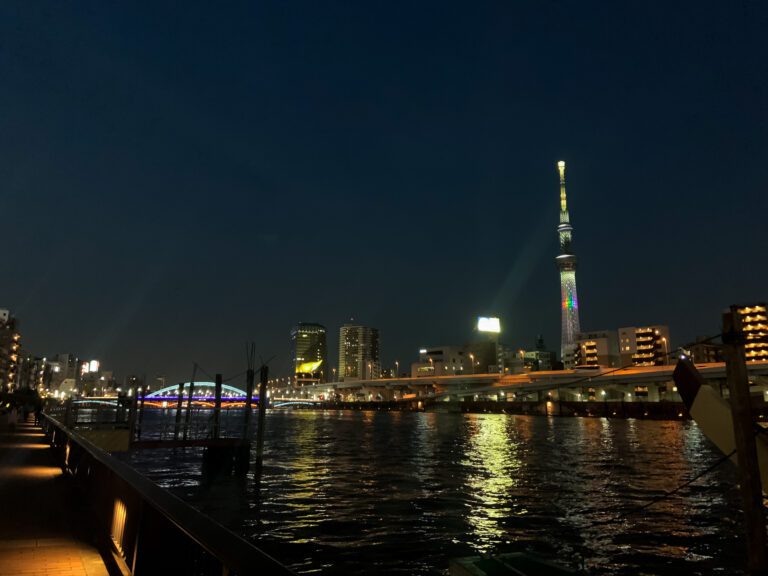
[723,306,768,575]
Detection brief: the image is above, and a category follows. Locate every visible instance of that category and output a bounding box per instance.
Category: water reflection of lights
[599,417,614,452]
[123,412,743,575]
[277,413,332,532]
[462,414,522,552]
[411,412,437,486]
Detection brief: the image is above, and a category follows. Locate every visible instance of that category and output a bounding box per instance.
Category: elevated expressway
[289,361,768,405]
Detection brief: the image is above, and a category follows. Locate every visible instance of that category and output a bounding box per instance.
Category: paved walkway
[0,417,111,576]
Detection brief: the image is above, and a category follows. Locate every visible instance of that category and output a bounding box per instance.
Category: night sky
[1,1,766,384]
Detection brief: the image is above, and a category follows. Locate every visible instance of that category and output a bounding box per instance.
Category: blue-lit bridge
[144,381,253,406]
[142,382,323,409]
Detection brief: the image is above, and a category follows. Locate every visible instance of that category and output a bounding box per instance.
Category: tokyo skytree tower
[556,161,581,362]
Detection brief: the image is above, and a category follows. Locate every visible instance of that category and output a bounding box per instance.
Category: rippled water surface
[120,410,746,575]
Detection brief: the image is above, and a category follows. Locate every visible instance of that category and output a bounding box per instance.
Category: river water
[120,410,746,575]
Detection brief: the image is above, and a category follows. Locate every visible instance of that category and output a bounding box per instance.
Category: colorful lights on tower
[556,160,581,363]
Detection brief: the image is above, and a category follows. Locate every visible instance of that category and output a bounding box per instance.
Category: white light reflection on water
[461,414,525,552]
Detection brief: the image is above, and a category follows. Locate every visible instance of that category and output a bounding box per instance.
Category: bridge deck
[0,416,111,576]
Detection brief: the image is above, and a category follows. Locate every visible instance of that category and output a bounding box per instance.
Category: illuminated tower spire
[559,160,567,214]
[556,160,581,364]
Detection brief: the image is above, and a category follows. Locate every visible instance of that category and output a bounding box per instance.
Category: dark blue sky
[1,1,766,383]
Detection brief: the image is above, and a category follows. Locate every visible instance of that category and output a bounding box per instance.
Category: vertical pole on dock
[243,368,255,438]
[723,306,767,575]
[173,381,185,440]
[254,365,268,481]
[64,397,73,428]
[183,364,197,441]
[136,388,146,440]
[128,394,138,443]
[213,373,222,439]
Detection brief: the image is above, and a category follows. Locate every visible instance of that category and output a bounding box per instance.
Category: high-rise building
[737,304,768,362]
[413,346,470,377]
[290,323,328,384]
[17,355,52,391]
[0,310,21,390]
[574,330,620,367]
[556,161,581,366]
[338,323,380,381]
[618,325,671,366]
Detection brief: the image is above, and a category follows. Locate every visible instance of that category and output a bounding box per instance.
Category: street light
[469,353,475,375]
[661,337,668,365]
[395,361,399,378]
[367,362,372,379]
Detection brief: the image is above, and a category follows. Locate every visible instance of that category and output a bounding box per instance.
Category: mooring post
[183,364,197,441]
[173,381,184,440]
[137,388,146,440]
[128,393,139,442]
[64,397,73,428]
[213,373,222,439]
[723,306,768,575]
[243,368,255,438]
[254,365,268,481]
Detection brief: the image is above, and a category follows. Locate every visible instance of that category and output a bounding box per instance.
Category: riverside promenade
[0,415,110,576]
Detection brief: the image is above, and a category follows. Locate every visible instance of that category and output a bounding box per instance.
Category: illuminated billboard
[296,360,323,374]
[81,359,101,374]
[477,317,501,333]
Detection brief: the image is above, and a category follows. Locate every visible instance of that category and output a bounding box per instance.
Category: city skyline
[1,1,766,384]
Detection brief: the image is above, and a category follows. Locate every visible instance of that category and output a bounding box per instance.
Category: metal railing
[42,413,294,576]
[45,398,131,429]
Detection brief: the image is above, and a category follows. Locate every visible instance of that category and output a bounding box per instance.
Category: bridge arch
[146,381,247,397]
